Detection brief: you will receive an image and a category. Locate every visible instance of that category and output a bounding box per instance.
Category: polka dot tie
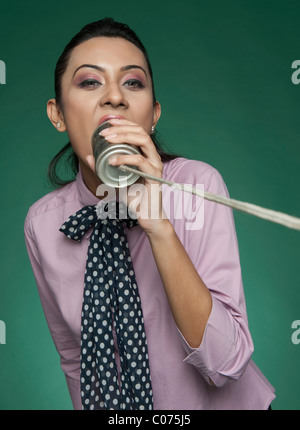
[60,201,153,410]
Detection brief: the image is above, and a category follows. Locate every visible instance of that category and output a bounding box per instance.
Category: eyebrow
[72,64,148,78]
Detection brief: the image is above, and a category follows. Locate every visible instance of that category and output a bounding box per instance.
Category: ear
[152,101,161,129]
[47,98,66,132]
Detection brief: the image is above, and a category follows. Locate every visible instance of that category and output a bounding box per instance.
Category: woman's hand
[98,118,171,235]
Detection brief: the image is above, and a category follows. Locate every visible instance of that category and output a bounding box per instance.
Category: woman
[24,18,275,410]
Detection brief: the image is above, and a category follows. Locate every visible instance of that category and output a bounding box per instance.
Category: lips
[98,114,126,126]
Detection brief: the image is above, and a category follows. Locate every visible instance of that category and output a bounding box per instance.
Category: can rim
[95,143,140,188]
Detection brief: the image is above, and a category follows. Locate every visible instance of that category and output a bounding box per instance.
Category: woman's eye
[78,79,101,88]
[124,79,145,89]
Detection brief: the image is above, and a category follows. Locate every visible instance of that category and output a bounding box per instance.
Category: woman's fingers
[100,119,159,163]
[109,153,162,183]
[104,133,159,164]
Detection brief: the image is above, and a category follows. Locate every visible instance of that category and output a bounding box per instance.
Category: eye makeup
[74,74,146,91]
[122,73,146,89]
[72,65,148,90]
[74,73,102,88]
[77,78,101,89]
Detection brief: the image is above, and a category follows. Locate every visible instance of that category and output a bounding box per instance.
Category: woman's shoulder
[163,157,223,186]
[25,180,77,222]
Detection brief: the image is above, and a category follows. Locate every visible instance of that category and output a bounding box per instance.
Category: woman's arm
[145,219,212,348]
[24,214,82,407]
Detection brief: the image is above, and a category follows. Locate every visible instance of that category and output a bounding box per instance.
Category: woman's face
[48,36,161,174]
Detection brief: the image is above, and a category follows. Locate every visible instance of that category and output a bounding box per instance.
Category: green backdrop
[1,0,300,410]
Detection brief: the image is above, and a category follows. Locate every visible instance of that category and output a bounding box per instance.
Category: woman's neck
[79,160,102,198]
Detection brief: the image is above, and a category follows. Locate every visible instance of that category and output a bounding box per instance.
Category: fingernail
[99,128,110,136]
[104,133,118,140]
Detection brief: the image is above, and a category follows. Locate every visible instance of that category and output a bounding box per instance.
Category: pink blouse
[24,157,275,410]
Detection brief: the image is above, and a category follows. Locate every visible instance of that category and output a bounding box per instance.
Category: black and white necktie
[60,201,153,410]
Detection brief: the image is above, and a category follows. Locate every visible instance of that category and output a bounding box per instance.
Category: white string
[119,165,300,231]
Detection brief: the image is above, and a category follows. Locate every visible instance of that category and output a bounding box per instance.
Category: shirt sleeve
[24,214,81,390]
[175,167,254,388]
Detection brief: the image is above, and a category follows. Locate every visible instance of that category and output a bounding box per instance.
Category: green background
[1,0,300,410]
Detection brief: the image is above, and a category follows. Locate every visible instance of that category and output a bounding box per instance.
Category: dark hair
[48,17,177,187]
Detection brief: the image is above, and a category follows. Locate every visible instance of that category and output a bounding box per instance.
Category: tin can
[91,121,141,188]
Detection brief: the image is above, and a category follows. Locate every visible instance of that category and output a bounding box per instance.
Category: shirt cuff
[178,295,252,387]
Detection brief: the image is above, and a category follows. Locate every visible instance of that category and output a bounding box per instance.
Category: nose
[100,82,128,108]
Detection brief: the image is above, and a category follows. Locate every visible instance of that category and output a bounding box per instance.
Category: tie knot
[60,201,137,242]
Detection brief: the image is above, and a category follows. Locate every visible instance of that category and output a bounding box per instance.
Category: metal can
[91,121,141,188]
